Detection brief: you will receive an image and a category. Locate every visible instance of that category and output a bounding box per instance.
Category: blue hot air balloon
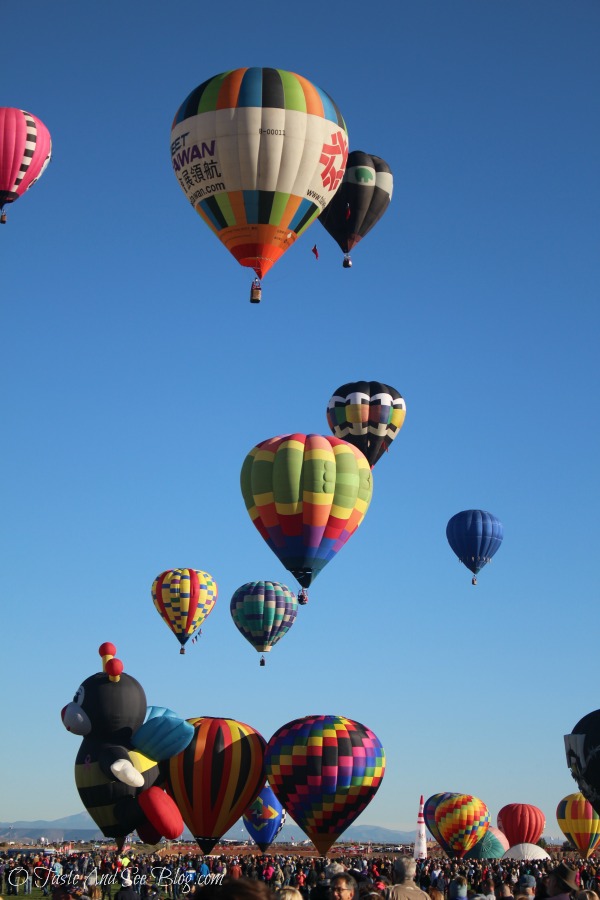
[446,509,504,585]
[243,783,286,852]
[230,581,298,666]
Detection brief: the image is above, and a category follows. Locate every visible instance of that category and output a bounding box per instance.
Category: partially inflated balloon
[326,381,406,467]
[557,792,600,859]
[565,710,600,814]
[497,803,545,847]
[152,568,217,653]
[171,68,348,281]
[434,794,490,858]
[243,783,286,852]
[464,828,508,860]
[446,510,504,584]
[240,434,373,590]
[230,581,298,661]
[166,717,266,854]
[0,108,52,220]
[424,793,459,853]
[265,714,385,856]
[318,151,393,266]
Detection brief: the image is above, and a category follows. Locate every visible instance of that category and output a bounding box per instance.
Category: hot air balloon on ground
[326,381,406,467]
[171,67,348,302]
[565,709,600,814]
[152,568,217,654]
[240,434,373,599]
[557,792,600,858]
[465,827,509,860]
[230,581,298,665]
[318,151,393,268]
[243,783,286,852]
[0,108,52,223]
[446,509,504,585]
[502,843,550,860]
[497,803,545,848]
[434,793,490,858]
[265,714,385,856]
[424,793,459,854]
[166,717,266,854]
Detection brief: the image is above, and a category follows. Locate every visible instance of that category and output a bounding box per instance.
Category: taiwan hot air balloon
[557,792,600,858]
[243,783,286,852]
[265,714,385,856]
[497,803,545,848]
[318,150,393,268]
[446,509,504,585]
[326,381,406,468]
[240,434,373,600]
[565,709,600,814]
[434,793,490,858]
[0,108,52,223]
[166,717,266,854]
[424,793,459,854]
[151,568,217,654]
[171,67,348,303]
[230,581,298,666]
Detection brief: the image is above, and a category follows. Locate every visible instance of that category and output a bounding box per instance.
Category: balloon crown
[98,641,124,682]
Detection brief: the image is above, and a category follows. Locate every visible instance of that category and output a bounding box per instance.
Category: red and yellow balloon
[435,793,490,858]
[557,793,600,859]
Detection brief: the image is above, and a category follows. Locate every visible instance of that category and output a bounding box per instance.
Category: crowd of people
[2,848,600,900]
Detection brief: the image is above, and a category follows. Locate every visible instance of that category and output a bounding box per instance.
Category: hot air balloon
[565,709,600,814]
[243,783,286,852]
[434,793,490,858]
[166,717,266,854]
[557,792,600,858]
[502,843,550,860]
[230,581,298,666]
[0,108,52,223]
[265,714,385,856]
[240,434,373,596]
[464,828,509,860]
[424,793,459,854]
[318,151,393,268]
[446,510,504,585]
[170,67,348,302]
[326,381,406,467]
[151,568,217,654]
[497,803,545,848]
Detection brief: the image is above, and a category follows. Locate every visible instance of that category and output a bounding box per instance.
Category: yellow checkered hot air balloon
[557,792,600,858]
[152,568,217,654]
[435,793,490,858]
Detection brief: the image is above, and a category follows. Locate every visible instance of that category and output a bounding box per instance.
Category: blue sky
[1,0,599,841]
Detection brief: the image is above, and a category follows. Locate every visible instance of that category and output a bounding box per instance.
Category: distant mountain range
[0,812,416,846]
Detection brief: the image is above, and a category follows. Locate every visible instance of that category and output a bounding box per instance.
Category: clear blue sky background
[2,0,599,841]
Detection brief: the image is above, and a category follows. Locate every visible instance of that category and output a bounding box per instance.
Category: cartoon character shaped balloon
[152,568,217,654]
[243,783,286,852]
[265,714,385,856]
[326,381,406,467]
[166,716,266,854]
[241,434,373,596]
[446,509,504,585]
[434,793,490,858]
[230,580,298,665]
[318,150,393,268]
[61,643,192,849]
[556,792,600,858]
[171,67,348,301]
[497,803,545,847]
[0,108,52,222]
[565,709,600,815]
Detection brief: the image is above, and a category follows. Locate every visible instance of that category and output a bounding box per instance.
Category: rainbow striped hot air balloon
[434,793,490,858]
[152,568,217,654]
[265,714,385,856]
[240,433,373,595]
[557,792,600,859]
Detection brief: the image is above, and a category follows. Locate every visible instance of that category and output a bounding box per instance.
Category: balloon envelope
[465,828,508,860]
[230,581,298,655]
[166,717,266,854]
[240,434,373,589]
[318,150,393,256]
[446,510,504,578]
[424,793,459,854]
[326,381,406,467]
[557,792,600,859]
[243,783,286,852]
[565,709,600,815]
[502,842,550,860]
[497,803,545,847]
[434,793,490,858]
[171,67,348,280]
[0,107,52,211]
[152,568,217,650]
[265,714,385,855]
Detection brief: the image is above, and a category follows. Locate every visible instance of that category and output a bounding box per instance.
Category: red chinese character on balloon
[320,131,349,192]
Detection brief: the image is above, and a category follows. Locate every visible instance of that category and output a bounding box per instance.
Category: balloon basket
[179,647,185,655]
